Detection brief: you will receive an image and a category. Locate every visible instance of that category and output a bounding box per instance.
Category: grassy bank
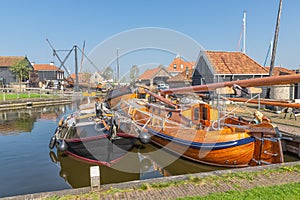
[0,93,60,100]
[44,165,300,200]
[179,182,300,200]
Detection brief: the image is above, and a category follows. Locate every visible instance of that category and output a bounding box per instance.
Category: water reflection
[0,104,299,198]
[50,143,224,188]
[50,148,141,188]
[0,106,67,135]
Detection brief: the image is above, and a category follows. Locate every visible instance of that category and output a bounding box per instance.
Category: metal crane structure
[46,39,101,92]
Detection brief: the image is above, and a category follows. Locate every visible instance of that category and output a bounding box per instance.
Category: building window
[173,64,177,69]
[181,64,184,69]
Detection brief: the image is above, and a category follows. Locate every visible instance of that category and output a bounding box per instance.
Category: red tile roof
[68,73,90,83]
[205,51,268,75]
[138,68,163,80]
[0,56,26,67]
[33,64,63,72]
[168,73,186,82]
[167,56,195,73]
[264,66,296,76]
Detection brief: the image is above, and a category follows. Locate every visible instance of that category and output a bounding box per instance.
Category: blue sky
[0,0,299,74]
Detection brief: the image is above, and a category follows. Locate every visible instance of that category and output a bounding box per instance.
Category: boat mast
[74,45,79,92]
[269,0,283,76]
[267,0,283,98]
[243,11,246,54]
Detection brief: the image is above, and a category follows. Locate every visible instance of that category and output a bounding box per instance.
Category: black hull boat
[49,102,150,165]
[65,134,137,166]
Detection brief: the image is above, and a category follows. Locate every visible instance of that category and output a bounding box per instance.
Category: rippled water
[0,105,220,198]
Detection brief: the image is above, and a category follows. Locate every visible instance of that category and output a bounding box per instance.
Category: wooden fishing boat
[105,86,135,109]
[49,103,145,166]
[116,74,300,167]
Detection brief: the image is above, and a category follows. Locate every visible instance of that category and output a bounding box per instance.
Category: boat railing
[209,93,262,130]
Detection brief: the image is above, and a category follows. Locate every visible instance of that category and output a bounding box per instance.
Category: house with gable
[167,67,193,88]
[192,51,269,86]
[265,66,297,100]
[137,66,171,86]
[167,54,195,77]
[32,62,64,82]
[90,71,104,84]
[0,56,34,86]
[32,62,64,88]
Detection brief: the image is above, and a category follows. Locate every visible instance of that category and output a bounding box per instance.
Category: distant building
[265,66,297,100]
[0,56,33,86]
[167,68,193,88]
[138,67,171,86]
[265,66,296,76]
[192,51,269,86]
[167,54,195,77]
[64,72,92,88]
[90,71,104,84]
[32,62,64,82]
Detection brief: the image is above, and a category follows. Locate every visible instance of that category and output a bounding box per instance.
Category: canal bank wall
[2,161,300,200]
[0,97,72,111]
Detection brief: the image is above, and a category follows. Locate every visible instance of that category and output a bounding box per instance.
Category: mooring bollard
[90,166,100,189]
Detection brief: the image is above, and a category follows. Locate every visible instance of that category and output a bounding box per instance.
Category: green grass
[178,182,300,200]
[44,165,300,200]
[0,93,59,100]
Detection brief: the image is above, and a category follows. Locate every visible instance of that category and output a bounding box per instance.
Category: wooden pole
[266,0,283,98]
[74,45,79,92]
[269,0,283,77]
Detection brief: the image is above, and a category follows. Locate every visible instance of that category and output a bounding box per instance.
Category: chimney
[31,62,35,66]
[50,62,54,66]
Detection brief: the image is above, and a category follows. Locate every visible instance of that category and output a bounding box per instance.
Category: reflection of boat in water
[49,143,226,188]
[137,143,224,178]
[49,148,141,188]
[49,101,150,166]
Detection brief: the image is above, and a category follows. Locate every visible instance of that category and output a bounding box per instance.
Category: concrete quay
[0,97,72,111]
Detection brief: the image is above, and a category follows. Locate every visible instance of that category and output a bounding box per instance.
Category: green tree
[102,66,113,81]
[10,59,31,89]
[130,65,139,82]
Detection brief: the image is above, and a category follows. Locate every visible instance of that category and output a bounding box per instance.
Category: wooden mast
[266,0,283,98]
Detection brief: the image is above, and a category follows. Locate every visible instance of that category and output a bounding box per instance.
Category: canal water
[0,104,299,198]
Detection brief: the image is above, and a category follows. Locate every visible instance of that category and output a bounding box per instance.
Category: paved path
[96,169,300,200]
[8,162,297,200]
[278,123,300,137]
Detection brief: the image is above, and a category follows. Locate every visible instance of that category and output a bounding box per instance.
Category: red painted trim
[65,150,130,166]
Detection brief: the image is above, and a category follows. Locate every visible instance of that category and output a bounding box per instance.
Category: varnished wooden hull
[119,98,284,167]
[147,128,255,167]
